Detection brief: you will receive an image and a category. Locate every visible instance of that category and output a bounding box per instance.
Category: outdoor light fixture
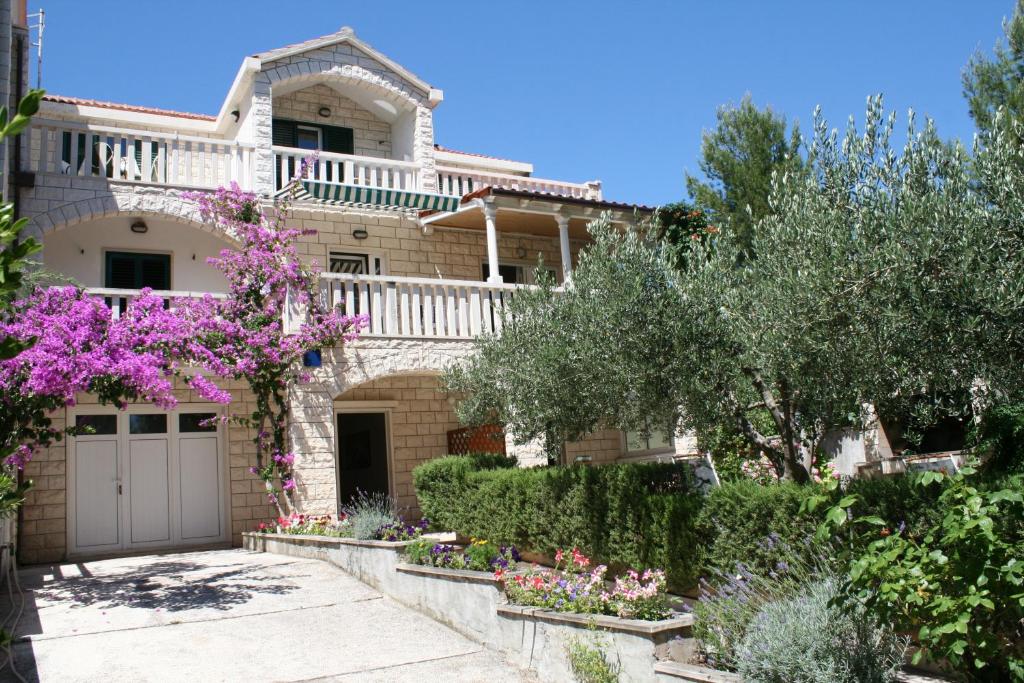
[130,220,148,234]
[352,227,369,240]
[231,109,240,122]
[318,106,331,117]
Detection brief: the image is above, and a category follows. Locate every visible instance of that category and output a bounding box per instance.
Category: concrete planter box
[394,563,507,644]
[242,532,411,593]
[497,604,694,683]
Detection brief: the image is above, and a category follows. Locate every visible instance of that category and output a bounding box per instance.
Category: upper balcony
[27,115,601,207]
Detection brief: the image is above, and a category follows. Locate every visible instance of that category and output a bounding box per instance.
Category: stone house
[2,24,702,564]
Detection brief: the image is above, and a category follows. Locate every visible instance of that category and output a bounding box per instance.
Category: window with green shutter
[104,251,171,290]
[272,118,355,188]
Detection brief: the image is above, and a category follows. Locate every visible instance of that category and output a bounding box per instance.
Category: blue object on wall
[302,349,322,367]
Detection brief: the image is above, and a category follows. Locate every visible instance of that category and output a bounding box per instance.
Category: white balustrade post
[556,212,573,284]
[483,199,503,284]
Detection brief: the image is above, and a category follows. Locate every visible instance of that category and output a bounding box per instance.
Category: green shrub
[568,634,620,683]
[838,470,1024,681]
[736,577,908,683]
[972,401,1024,473]
[696,480,824,577]
[412,457,704,589]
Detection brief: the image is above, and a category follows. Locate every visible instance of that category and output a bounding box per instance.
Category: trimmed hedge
[413,456,703,589]
[414,456,961,591]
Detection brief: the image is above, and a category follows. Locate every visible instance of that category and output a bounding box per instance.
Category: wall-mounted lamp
[318,106,331,118]
[352,227,369,240]
[130,220,148,234]
[231,109,240,122]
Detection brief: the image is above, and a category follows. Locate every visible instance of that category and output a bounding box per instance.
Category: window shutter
[106,253,138,289]
[323,125,354,154]
[105,252,171,290]
[272,119,298,147]
[139,255,170,290]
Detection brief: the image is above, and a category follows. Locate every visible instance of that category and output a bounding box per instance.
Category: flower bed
[404,538,520,573]
[502,548,673,621]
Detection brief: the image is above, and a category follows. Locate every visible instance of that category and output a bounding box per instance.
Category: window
[129,414,167,435]
[329,252,383,275]
[179,413,217,433]
[481,262,558,285]
[75,414,117,435]
[296,125,321,151]
[105,251,171,290]
[625,429,674,455]
[272,119,354,154]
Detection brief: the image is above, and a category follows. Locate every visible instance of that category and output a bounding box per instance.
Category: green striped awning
[299,180,460,213]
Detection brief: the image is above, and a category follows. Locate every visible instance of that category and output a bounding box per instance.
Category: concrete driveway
[0,549,535,682]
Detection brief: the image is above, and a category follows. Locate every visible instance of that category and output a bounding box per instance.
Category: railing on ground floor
[30,119,255,189]
[314,272,555,339]
[83,287,226,318]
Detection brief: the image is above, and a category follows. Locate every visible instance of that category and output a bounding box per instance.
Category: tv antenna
[27,8,44,89]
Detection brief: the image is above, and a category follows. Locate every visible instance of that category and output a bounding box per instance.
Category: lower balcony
[85,273,552,340]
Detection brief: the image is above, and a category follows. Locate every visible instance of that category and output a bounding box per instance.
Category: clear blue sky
[34,1,1012,206]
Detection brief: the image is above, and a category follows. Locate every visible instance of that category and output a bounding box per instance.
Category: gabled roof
[253,26,437,99]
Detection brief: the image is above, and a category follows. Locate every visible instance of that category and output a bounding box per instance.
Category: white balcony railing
[435,165,602,200]
[84,288,227,318]
[30,120,255,189]
[273,146,421,192]
[88,276,545,341]
[314,272,553,339]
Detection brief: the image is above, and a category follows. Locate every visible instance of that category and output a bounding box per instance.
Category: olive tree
[446,97,1023,482]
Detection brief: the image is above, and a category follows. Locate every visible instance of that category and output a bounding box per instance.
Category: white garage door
[68,406,228,556]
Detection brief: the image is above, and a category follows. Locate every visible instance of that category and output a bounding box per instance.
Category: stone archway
[22,185,234,243]
[287,339,477,515]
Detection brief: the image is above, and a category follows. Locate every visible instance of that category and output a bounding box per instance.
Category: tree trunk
[742,368,811,483]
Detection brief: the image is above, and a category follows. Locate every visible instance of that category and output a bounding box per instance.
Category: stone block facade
[273,84,392,159]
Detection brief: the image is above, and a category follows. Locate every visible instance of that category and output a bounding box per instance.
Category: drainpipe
[11,30,23,219]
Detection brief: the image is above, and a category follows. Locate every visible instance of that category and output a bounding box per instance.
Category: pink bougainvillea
[173,179,366,512]
[2,169,366,514]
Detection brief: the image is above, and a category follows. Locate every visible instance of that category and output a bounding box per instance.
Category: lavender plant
[692,534,823,670]
[340,490,399,540]
[736,577,907,683]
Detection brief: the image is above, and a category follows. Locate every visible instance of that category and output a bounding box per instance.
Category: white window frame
[296,124,323,151]
[328,249,387,276]
[480,258,559,285]
[334,401,398,511]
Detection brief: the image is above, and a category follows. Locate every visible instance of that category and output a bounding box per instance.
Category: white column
[556,213,573,284]
[484,200,502,283]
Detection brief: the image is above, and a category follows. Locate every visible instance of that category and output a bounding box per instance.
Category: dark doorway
[336,412,389,506]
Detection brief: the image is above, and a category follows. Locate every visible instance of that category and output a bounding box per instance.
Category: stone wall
[273,84,392,159]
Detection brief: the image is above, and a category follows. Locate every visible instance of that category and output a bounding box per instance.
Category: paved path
[0,549,535,682]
